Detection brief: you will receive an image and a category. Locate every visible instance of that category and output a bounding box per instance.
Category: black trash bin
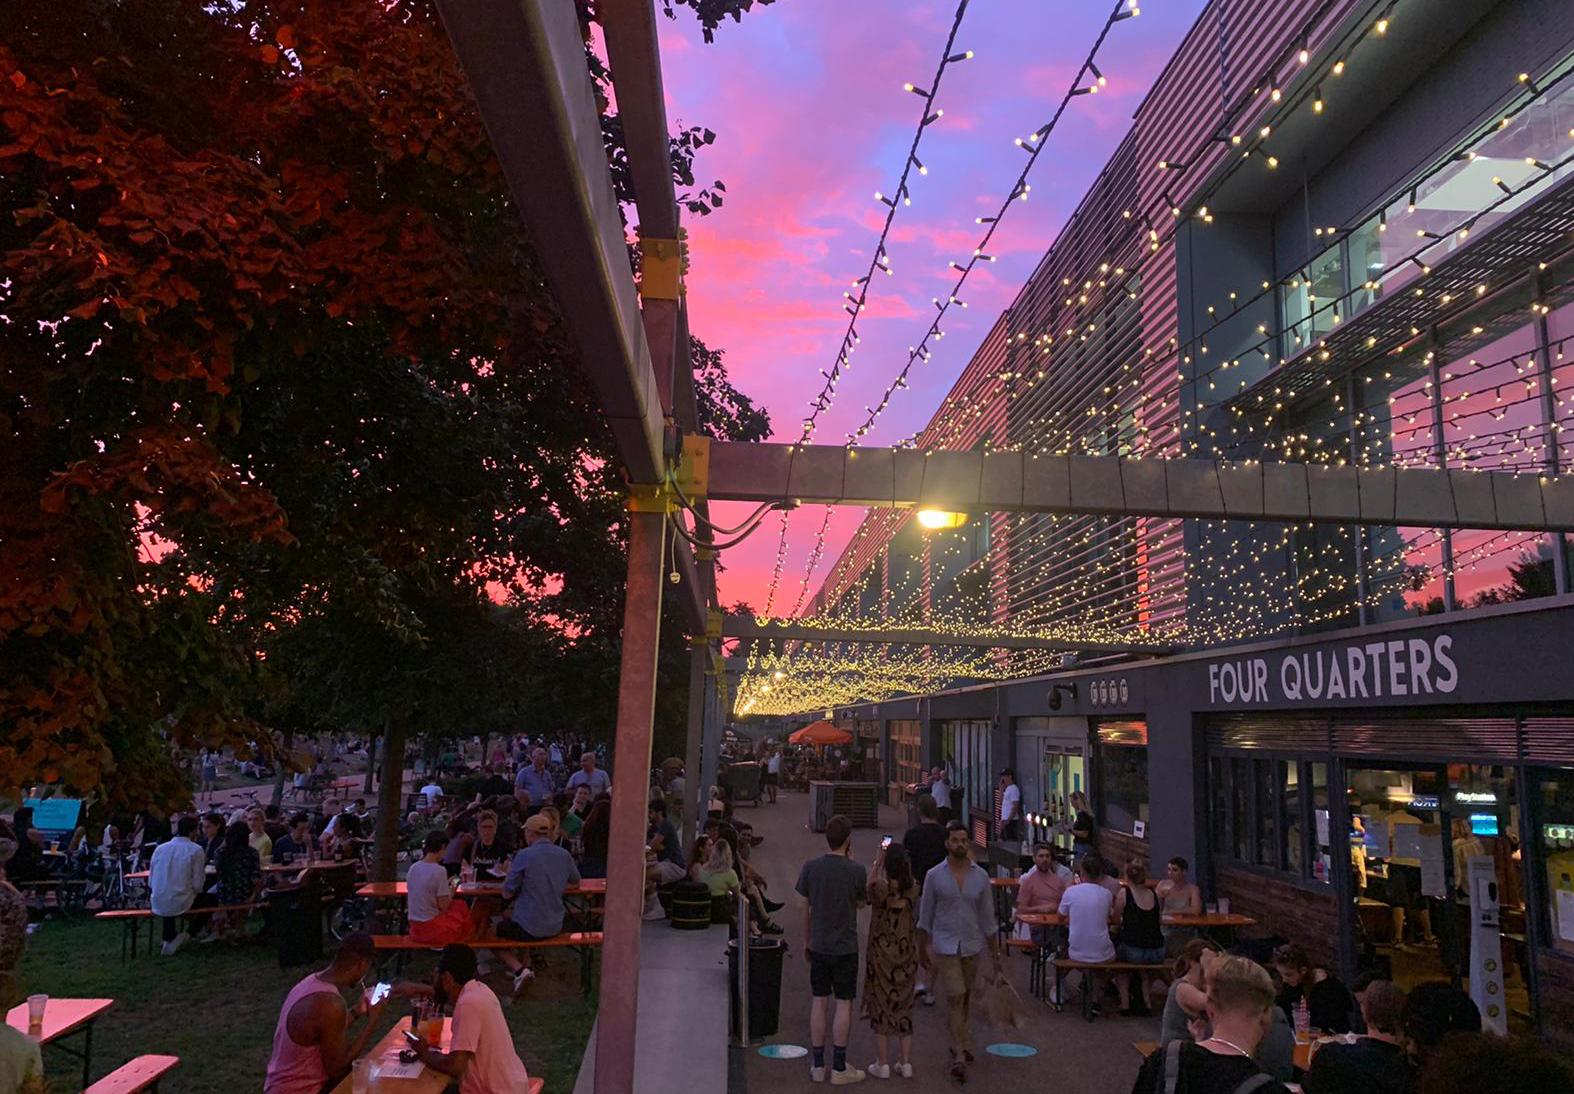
[728,937,786,1040]
[273,873,324,968]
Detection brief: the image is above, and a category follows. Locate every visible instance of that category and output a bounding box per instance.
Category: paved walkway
[736,791,1159,1093]
[573,920,732,1094]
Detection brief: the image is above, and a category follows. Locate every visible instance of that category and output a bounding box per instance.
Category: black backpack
[1157,1042,1275,1094]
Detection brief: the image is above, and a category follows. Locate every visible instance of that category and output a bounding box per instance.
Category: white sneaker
[167,930,189,954]
[867,1061,891,1079]
[830,1066,866,1085]
[512,967,535,993]
[810,1066,827,1083]
[896,1063,913,1079]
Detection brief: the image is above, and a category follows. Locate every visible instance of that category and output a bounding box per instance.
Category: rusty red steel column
[594,497,667,1093]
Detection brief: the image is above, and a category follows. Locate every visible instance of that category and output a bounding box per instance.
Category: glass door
[1346,765,1451,988]
[1042,748,1086,853]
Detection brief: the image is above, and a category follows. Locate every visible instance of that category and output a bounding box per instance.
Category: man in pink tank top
[265,932,386,1094]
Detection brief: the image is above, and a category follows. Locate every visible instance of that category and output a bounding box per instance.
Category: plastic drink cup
[351,1058,375,1094]
[1217,897,1231,915]
[26,994,46,1029]
[423,1015,444,1044]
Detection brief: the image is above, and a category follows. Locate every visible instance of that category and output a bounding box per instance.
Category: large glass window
[1211,752,1329,886]
[890,720,922,788]
[1098,743,1149,835]
[1274,62,1574,367]
[1531,768,1574,958]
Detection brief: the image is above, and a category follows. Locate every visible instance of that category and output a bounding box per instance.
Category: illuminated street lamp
[915,508,969,530]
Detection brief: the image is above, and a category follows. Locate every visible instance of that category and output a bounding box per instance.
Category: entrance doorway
[1344,763,1531,1030]
[1042,748,1087,855]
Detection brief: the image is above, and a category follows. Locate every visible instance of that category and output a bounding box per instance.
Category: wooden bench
[1050,958,1170,1021]
[84,1054,180,1093]
[95,903,261,961]
[1004,937,1051,998]
[372,931,604,994]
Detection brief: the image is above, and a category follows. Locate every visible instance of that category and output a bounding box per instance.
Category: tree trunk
[271,730,292,808]
[372,715,407,881]
[363,729,378,795]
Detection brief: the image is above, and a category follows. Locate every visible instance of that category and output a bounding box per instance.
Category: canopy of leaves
[0,0,768,807]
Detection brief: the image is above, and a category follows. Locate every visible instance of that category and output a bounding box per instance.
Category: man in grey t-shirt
[794,814,867,1085]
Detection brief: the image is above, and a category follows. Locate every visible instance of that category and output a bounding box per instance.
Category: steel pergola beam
[722,617,1172,655]
[705,441,1574,532]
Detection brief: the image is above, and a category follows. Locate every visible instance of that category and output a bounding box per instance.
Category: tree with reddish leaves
[0,0,767,818]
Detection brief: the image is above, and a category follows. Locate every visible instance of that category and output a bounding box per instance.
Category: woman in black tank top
[1116,860,1167,1014]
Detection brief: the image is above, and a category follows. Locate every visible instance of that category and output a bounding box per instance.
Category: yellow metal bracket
[674,434,710,500]
[706,609,724,642]
[640,236,684,300]
[626,484,672,513]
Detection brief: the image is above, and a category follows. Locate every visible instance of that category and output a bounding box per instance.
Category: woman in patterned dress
[861,841,919,1079]
[0,836,29,1011]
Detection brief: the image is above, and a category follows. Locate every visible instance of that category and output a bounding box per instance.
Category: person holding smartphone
[404,944,530,1093]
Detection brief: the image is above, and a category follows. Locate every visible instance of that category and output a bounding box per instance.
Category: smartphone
[403,1029,424,1048]
[368,982,391,1006]
[880,835,893,850]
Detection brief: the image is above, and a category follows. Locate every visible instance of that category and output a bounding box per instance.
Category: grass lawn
[15,916,595,1092]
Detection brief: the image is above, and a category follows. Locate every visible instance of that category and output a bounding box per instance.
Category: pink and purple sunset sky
[653,0,1206,614]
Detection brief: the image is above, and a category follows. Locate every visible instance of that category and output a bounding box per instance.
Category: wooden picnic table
[1016,911,1256,930]
[355,878,605,899]
[125,866,215,882]
[7,997,115,1089]
[328,1016,451,1094]
[264,858,358,873]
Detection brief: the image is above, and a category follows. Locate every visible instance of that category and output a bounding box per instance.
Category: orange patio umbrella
[788,720,853,747]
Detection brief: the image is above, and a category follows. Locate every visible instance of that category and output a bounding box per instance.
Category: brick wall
[1537,950,1574,1053]
[1216,865,1341,968]
[1101,829,1151,876]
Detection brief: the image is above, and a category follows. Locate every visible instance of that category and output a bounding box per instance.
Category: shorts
[808,950,859,1000]
[1117,942,1167,965]
[649,860,685,886]
[762,772,779,786]
[1387,863,1423,909]
[498,920,549,943]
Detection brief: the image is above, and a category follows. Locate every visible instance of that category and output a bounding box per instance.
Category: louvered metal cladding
[1523,717,1574,764]
[1331,717,1521,761]
[1206,716,1335,752]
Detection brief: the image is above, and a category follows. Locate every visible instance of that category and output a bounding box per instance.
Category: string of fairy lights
[760,0,978,615]
[763,0,1143,616]
[780,0,1395,610]
[734,8,1574,716]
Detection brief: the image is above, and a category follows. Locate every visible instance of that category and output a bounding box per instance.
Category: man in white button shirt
[150,815,213,954]
[409,945,530,1093]
[998,767,1023,843]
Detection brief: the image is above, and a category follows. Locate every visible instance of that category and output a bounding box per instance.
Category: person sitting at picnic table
[554,792,584,841]
[441,825,476,879]
[420,779,444,811]
[578,799,611,879]
[271,812,314,865]
[466,810,514,875]
[566,751,611,797]
[1303,978,1410,1094]
[1130,955,1292,1094]
[208,820,263,942]
[403,944,531,1093]
[0,1020,44,1094]
[408,831,473,946]
[151,814,216,955]
[497,813,581,992]
[264,932,406,1094]
[1057,854,1117,1013]
[1273,942,1356,1034]
[646,799,686,886]
[1015,842,1070,945]
[1114,860,1167,1016]
[1159,938,1220,1048]
[245,807,273,862]
[200,812,226,865]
